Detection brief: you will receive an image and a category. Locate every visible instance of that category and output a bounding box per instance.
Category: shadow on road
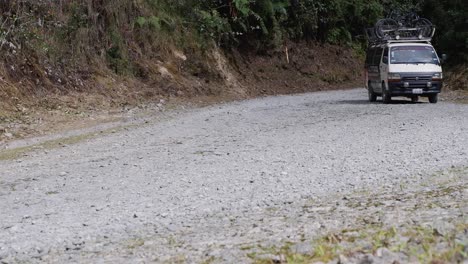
[335,99,425,105]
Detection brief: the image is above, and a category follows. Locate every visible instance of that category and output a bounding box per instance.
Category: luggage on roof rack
[366,11,435,44]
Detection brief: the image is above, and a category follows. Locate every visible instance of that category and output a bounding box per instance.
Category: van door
[365,48,374,88]
[379,47,389,92]
[367,48,379,90]
[368,47,382,92]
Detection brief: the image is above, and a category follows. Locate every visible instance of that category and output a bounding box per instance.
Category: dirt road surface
[0,89,467,263]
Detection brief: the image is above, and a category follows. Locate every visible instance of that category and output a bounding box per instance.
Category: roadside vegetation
[0,0,466,137]
[249,223,467,264]
[245,168,468,264]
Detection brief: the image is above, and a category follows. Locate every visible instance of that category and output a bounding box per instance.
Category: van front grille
[402,76,431,82]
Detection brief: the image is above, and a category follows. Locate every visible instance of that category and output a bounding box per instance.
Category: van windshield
[390,46,439,64]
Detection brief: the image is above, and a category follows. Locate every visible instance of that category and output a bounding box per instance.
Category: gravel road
[0,89,467,263]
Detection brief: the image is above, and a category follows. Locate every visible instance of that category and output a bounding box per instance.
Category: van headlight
[432,72,443,80]
[388,73,401,82]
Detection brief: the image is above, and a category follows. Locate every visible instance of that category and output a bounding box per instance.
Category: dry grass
[248,223,467,264]
[445,65,468,91]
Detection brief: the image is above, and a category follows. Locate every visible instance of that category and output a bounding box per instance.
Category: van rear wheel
[368,87,377,102]
[382,83,391,104]
[411,96,419,103]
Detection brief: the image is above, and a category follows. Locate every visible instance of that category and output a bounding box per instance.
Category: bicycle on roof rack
[370,10,435,42]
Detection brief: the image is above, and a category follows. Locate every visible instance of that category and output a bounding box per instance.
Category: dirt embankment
[442,65,468,103]
[0,42,363,143]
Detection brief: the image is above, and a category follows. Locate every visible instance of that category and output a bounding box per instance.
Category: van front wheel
[428,94,438,104]
[382,83,391,104]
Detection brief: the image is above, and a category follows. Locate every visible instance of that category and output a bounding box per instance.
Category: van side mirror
[382,56,388,64]
[441,54,448,63]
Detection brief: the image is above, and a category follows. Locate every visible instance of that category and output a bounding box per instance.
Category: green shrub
[135,16,161,31]
[197,10,232,45]
[106,29,130,75]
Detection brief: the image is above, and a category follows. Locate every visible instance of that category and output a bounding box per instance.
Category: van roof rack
[366,11,435,46]
[366,27,435,45]
[367,38,433,46]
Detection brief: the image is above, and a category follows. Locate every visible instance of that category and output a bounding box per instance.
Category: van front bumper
[388,80,442,96]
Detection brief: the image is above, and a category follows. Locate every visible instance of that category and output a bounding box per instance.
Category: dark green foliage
[190,0,383,50]
[197,9,232,44]
[421,0,468,64]
[189,0,466,64]
[285,0,319,40]
[107,29,130,75]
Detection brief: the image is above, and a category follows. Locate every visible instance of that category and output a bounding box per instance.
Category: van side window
[382,47,389,64]
[373,48,383,65]
[365,48,374,67]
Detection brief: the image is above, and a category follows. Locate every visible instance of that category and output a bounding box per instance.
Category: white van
[365,40,444,104]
